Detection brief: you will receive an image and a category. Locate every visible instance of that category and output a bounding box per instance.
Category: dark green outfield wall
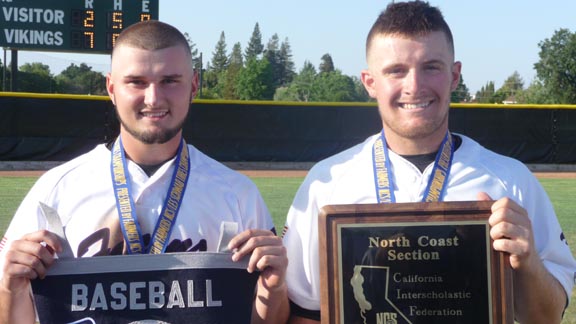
[1,94,575,164]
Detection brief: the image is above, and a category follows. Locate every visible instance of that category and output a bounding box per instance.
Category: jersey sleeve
[460,138,576,305]
[0,173,56,279]
[521,175,576,303]
[223,170,275,234]
[283,172,323,312]
[240,180,275,233]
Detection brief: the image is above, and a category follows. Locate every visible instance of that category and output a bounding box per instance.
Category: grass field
[1,175,575,323]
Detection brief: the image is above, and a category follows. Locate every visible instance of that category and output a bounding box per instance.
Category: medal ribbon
[372,130,454,203]
[111,137,190,254]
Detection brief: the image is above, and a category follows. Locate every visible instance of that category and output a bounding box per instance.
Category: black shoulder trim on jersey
[289,300,320,321]
[452,134,463,151]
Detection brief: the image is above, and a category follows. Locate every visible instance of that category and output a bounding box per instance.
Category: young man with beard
[282,2,575,323]
[0,20,289,324]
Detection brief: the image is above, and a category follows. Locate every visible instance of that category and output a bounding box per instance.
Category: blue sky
[12,0,576,94]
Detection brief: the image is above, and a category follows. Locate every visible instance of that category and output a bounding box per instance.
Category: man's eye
[385,69,406,77]
[425,65,441,71]
[128,80,145,86]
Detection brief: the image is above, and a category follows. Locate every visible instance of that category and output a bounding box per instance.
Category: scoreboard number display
[1,0,159,53]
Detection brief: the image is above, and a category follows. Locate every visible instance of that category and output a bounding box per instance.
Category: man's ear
[450,61,462,92]
[361,69,377,98]
[191,70,199,100]
[106,73,115,105]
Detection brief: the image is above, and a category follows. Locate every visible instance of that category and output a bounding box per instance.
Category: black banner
[31,253,258,324]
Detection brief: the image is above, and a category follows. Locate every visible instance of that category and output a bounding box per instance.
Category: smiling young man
[0,20,289,324]
[282,2,576,323]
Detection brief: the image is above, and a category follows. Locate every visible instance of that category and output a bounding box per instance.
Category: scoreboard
[0,0,159,54]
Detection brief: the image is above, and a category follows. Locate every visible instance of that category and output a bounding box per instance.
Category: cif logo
[377,312,397,324]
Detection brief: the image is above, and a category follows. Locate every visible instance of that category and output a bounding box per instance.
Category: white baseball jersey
[0,142,274,271]
[283,132,576,312]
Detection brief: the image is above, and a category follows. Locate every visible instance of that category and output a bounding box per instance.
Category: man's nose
[144,83,161,107]
[402,70,422,95]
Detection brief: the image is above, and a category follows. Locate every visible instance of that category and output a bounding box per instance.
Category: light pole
[199,52,203,98]
[2,48,6,91]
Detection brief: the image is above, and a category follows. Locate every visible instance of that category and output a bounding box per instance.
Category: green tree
[501,71,524,93]
[204,31,229,98]
[491,89,507,104]
[451,74,471,103]
[275,61,317,102]
[351,76,370,102]
[245,23,264,62]
[222,42,243,99]
[55,63,106,95]
[475,81,496,103]
[319,53,335,73]
[314,70,357,102]
[210,31,228,74]
[275,64,365,102]
[534,28,576,103]
[19,63,55,93]
[201,62,220,98]
[278,38,296,86]
[235,58,273,100]
[229,42,244,67]
[264,33,282,89]
[493,71,524,103]
[515,80,553,104]
[183,32,202,71]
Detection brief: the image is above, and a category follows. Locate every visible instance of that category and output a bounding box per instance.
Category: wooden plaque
[318,201,513,324]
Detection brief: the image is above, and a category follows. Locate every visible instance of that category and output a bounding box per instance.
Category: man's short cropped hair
[366,1,454,56]
[112,20,191,59]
